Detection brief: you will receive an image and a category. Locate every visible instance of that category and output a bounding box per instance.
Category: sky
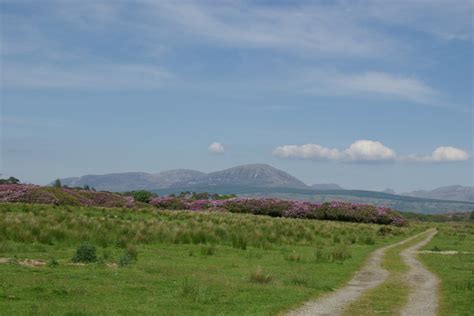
[0,0,473,192]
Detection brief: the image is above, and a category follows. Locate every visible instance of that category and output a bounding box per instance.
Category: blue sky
[1,0,472,192]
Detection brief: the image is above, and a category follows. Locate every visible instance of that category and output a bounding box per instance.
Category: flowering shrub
[0,184,136,208]
[0,185,407,226]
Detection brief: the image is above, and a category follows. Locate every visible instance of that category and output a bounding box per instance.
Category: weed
[200,244,216,257]
[331,245,352,262]
[249,267,272,284]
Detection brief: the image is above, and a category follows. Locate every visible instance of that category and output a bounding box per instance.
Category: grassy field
[420,223,474,316]
[0,203,420,315]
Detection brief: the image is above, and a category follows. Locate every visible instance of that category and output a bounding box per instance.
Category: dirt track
[287,229,438,316]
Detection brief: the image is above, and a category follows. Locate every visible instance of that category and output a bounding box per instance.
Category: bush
[132,190,153,203]
[72,244,97,263]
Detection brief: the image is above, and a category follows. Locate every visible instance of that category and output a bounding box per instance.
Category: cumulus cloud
[273,140,395,162]
[208,142,225,155]
[344,140,396,161]
[403,146,470,162]
[272,144,341,161]
[273,141,469,163]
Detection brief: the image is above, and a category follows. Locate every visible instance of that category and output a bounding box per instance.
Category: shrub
[378,226,393,236]
[72,244,97,263]
[132,190,153,203]
[249,267,272,284]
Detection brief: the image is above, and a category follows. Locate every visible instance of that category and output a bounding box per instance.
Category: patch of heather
[0,185,407,226]
[0,184,135,208]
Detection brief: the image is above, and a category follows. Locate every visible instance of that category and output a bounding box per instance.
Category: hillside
[402,185,474,202]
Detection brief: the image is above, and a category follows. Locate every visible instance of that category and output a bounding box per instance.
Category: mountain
[58,170,204,192]
[310,183,344,190]
[55,164,306,192]
[402,185,474,202]
[171,164,307,189]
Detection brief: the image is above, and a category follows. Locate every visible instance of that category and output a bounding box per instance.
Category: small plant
[285,251,301,262]
[431,245,442,252]
[181,277,198,297]
[48,258,59,267]
[331,245,352,262]
[314,247,330,263]
[363,236,375,245]
[289,275,309,287]
[378,226,393,236]
[200,245,216,257]
[72,244,97,263]
[249,267,272,284]
[119,246,138,267]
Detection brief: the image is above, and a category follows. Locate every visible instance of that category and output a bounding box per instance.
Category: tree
[83,185,90,191]
[53,179,62,188]
[0,176,20,184]
[132,190,153,203]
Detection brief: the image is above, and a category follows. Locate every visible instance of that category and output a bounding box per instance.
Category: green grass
[0,203,421,315]
[419,223,474,316]
[343,231,430,315]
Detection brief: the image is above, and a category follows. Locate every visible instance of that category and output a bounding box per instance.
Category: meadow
[420,223,474,316]
[0,203,419,315]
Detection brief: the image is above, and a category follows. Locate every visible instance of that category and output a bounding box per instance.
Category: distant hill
[403,185,474,202]
[56,164,305,192]
[310,183,344,190]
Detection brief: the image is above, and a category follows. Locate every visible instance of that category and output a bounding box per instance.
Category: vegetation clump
[249,267,272,284]
[119,246,138,266]
[72,244,97,263]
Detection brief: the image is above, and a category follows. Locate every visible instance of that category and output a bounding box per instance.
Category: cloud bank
[274,141,469,163]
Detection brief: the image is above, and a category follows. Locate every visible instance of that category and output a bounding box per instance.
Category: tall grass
[0,203,412,252]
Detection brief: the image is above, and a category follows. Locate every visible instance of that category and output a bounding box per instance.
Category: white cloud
[274,141,470,163]
[344,140,396,162]
[208,142,225,155]
[273,144,342,161]
[403,146,470,162]
[273,140,395,162]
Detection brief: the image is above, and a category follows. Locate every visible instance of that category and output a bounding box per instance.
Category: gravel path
[287,230,435,316]
[400,228,439,316]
